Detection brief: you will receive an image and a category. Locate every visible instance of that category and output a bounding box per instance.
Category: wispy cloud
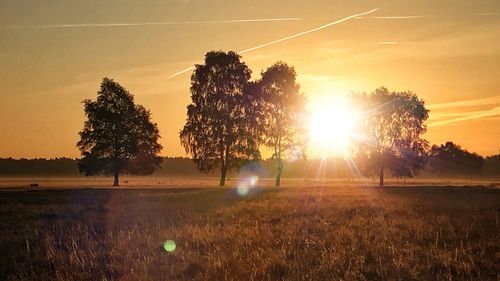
[428,107,500,127]
[427,96,500,127]
[169,8,379,78]
[473,12,499,16]
[5,18,302,29]
[427,96,500,110]
[377,41,399,45]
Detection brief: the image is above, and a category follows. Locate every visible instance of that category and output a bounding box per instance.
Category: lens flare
[163,240,176,252]
[285,146,302,162]
[237,184,249,196]
[249,175,258,186]
[236,175,259,196]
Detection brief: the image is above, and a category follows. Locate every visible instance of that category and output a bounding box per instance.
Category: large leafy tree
[354,87,429,187]
[257,62,307,187]
[77,78,162,186]
[180,51,260,186]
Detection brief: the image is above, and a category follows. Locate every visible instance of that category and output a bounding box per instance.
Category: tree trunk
[219,163,227,187]
[276,158,283,187]
[379,167,384,188]
[113,171,120,187]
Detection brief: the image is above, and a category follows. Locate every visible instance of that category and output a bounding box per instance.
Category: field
[1,179,499,280]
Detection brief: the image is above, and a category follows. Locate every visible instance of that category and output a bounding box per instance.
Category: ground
[0,179,499,280]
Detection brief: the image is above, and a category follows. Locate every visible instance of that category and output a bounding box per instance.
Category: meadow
[1,180,499,280]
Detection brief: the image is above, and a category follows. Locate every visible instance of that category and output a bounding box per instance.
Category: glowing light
[237,184,249,196]
[249,175,258,186]
[236,175,258,196]
[308,95,359,157]
[163,240,176,252]
[284,146,302,162]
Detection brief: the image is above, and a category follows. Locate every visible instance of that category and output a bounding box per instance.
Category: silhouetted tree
[256,62,307,187]
[77,78,162,186]
[428,142,484,176]
[180,51,260,186]
[354,87,429,187]
[484,152,500,176]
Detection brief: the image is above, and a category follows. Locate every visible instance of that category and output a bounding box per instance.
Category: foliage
[180,51,261,186]
[428,142,484,176]
[77,78,162,186]
[354,87,429,187]
[483,153,500,176]
[256,62,307,187]
[0,158,78,176]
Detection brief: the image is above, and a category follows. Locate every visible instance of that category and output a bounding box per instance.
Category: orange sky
[0,0,499,158]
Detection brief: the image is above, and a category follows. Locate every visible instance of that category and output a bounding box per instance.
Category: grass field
[1,182,499,280]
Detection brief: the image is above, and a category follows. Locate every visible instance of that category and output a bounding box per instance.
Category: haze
[1,0,499,158]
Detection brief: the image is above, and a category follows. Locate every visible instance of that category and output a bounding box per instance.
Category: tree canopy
[428,141,484,176]
[77,78,162,186]
[354,87,429,187]
[256,62,307,187]
[179,51,261,186]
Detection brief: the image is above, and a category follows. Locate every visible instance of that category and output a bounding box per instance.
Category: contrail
[6,18,302,29]
[169,8,379,79]
[367,15,429,19]
[237,8,378,54]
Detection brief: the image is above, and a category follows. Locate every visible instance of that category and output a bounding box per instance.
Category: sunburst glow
[308,96,359,158]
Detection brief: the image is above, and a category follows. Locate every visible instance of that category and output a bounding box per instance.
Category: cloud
[169,8,379,78]
[427,96,500,110]
[428,106,500,127]
[473,12,499,16]
[427,96,500,127]
[377,41,399,45]
[5,18,302,29]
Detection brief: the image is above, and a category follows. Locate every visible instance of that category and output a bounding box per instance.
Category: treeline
[1,148,499,178]
[0,157,199,177]
[0,157,353,177]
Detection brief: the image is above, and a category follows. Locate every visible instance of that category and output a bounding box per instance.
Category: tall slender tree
[77,78,162,186]
[180,51,261,186]
[257,62,307,187]
[354,87,429,187]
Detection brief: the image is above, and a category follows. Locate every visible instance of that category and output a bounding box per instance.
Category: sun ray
[308,95,359,158]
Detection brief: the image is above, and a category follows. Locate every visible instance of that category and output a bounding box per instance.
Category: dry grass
[1,183,499,280]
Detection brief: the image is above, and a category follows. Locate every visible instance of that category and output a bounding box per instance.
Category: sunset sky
[1,0,499,158]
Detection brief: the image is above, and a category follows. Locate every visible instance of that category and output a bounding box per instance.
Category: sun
[308,96,359,158]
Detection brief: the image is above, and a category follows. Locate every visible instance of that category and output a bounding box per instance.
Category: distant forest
[1,147,499,178]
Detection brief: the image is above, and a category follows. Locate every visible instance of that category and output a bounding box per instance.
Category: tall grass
[1,185,498,280]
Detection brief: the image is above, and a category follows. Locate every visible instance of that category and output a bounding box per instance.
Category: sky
[1,0,499,158]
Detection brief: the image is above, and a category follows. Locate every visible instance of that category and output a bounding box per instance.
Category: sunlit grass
[0,184,498,280]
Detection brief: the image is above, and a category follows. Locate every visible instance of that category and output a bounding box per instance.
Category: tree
[428,142,484,176]
[484,152,500,176]
[256,62,307,187]
[180,51,261,186]
[354,87,429,187]
[77,78,162,186]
